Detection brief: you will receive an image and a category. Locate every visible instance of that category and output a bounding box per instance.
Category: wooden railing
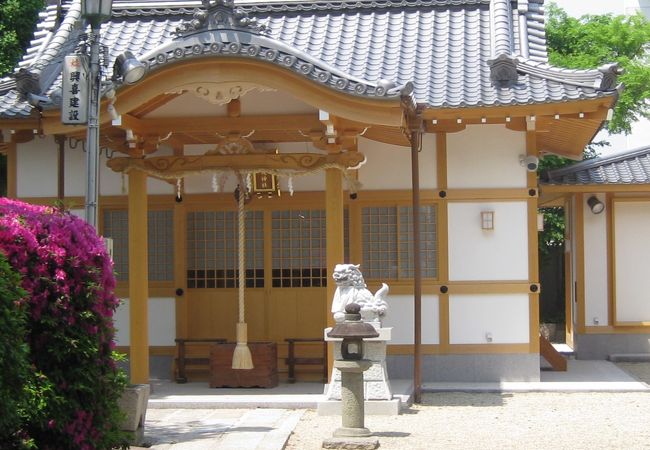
[285,338,328,383]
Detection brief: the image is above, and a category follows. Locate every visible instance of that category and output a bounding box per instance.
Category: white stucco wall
[382,294,439,345]
[583,194,609,326]
[613,201,650,323]
[446,124,527,189]
[358,134,436,190]
[114,297,176,346]
[448,201,529,281]
[449,294,530,344]
[16,136,58,197]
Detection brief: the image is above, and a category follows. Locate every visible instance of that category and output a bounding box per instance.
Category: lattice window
[399,205,437,278]
[186,210,264,288]
[103,210,129,281]
[362,205,437,279]
[271,209,327,287]
[148,210,174,281]
[102,209,174,282]
[362,207,398,279]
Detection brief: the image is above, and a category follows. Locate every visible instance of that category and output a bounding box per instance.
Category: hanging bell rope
[232,183,254,370]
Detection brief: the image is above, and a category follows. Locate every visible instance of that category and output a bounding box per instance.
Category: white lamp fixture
[81,0,113,25]
[481,211,495,230]
[519,154,539,172]
[587,196,605,214]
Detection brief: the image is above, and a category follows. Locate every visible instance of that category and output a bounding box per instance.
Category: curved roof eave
[139,27,404,101]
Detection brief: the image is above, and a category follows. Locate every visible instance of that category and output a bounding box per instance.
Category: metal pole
[410,128,422,404]
[85,23,101,228]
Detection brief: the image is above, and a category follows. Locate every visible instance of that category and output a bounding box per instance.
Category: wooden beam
[116,113,323,135]
[131,93,181,117]
[107,152,366,176]
[421,97,613,121]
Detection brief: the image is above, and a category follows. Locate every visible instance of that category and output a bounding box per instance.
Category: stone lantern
[326,303,379,439]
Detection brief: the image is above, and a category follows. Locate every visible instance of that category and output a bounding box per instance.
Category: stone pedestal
[324,327,392,401]
[119,384,150,446]
[333,359,373,438]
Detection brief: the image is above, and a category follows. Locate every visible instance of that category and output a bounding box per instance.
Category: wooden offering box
[209,342,278,388]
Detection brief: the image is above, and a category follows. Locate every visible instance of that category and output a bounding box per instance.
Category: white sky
[549,1,650,155]
[549,1,625,17]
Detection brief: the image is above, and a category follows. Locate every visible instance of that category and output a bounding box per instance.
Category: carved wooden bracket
[106,151,366,179]
[165,82,275,105]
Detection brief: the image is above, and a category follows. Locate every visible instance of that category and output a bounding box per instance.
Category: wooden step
[540,335,567,371]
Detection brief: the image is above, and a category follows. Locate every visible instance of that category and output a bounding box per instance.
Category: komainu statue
[331,264,389,325]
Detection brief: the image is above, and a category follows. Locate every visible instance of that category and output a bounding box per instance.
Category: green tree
[0,0,45,76]
[546,3,650,134]
[538,5,650,255]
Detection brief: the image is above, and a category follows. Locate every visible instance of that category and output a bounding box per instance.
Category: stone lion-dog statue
[331,263,389,325]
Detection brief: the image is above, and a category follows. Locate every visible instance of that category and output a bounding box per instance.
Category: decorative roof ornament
[175,0,267,36]
[597,63,624,91]
[488,54,519,88]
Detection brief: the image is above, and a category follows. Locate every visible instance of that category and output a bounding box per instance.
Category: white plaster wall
[583,194,609,326]
[449,294,530,344]
[114,297,176,346]
[358,134,436,190]
[16,136,58,197]
[101,144,174,196]
[569,197,577,328]
[447,124,527,189]
[240,89,316,115]
[63,144,85,197]
[382,294,439,345]
[448,201,529,281]
[613,201,650,322]
[146,89,316,118]
[146,92,228,118]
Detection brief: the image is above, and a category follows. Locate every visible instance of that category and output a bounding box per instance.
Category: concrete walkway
[132,360,650,449]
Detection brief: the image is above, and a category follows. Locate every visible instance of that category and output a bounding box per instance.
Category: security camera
[27,93,52,107]
[519,155,539,172]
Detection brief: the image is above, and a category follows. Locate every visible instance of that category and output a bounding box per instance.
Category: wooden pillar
[526,121,540,353]
[436,133,450,353]
[325,166,344,378]
[173,192,188,340]
[128,169,149,384]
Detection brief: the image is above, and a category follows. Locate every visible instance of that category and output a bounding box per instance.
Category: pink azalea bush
[0,198,128,449]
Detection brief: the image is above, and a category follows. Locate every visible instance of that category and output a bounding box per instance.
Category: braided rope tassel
[232,185,253,369]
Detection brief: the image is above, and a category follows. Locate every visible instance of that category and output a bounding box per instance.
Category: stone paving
[136,408,304,449]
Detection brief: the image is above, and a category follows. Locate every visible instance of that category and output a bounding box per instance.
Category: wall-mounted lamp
[587,196,605,214]
[481,211,495,230]
[519,154,539,172]
[113,51,147,85]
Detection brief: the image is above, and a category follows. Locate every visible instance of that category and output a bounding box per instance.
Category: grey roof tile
[0,0,619,118]
[543,146,650,185]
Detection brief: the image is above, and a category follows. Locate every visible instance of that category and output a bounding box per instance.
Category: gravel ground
[285,363,650,450]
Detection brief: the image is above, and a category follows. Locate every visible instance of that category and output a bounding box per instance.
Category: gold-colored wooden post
[128,169,149,384]
[325,166,344,379]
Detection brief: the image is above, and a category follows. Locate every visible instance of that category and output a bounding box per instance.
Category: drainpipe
[401,84,423,404]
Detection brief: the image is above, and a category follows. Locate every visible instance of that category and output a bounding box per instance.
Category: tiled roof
[0,0,620,118]
[542,146,650,185]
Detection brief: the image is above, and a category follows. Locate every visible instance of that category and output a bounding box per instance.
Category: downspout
[401,84,423,404]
